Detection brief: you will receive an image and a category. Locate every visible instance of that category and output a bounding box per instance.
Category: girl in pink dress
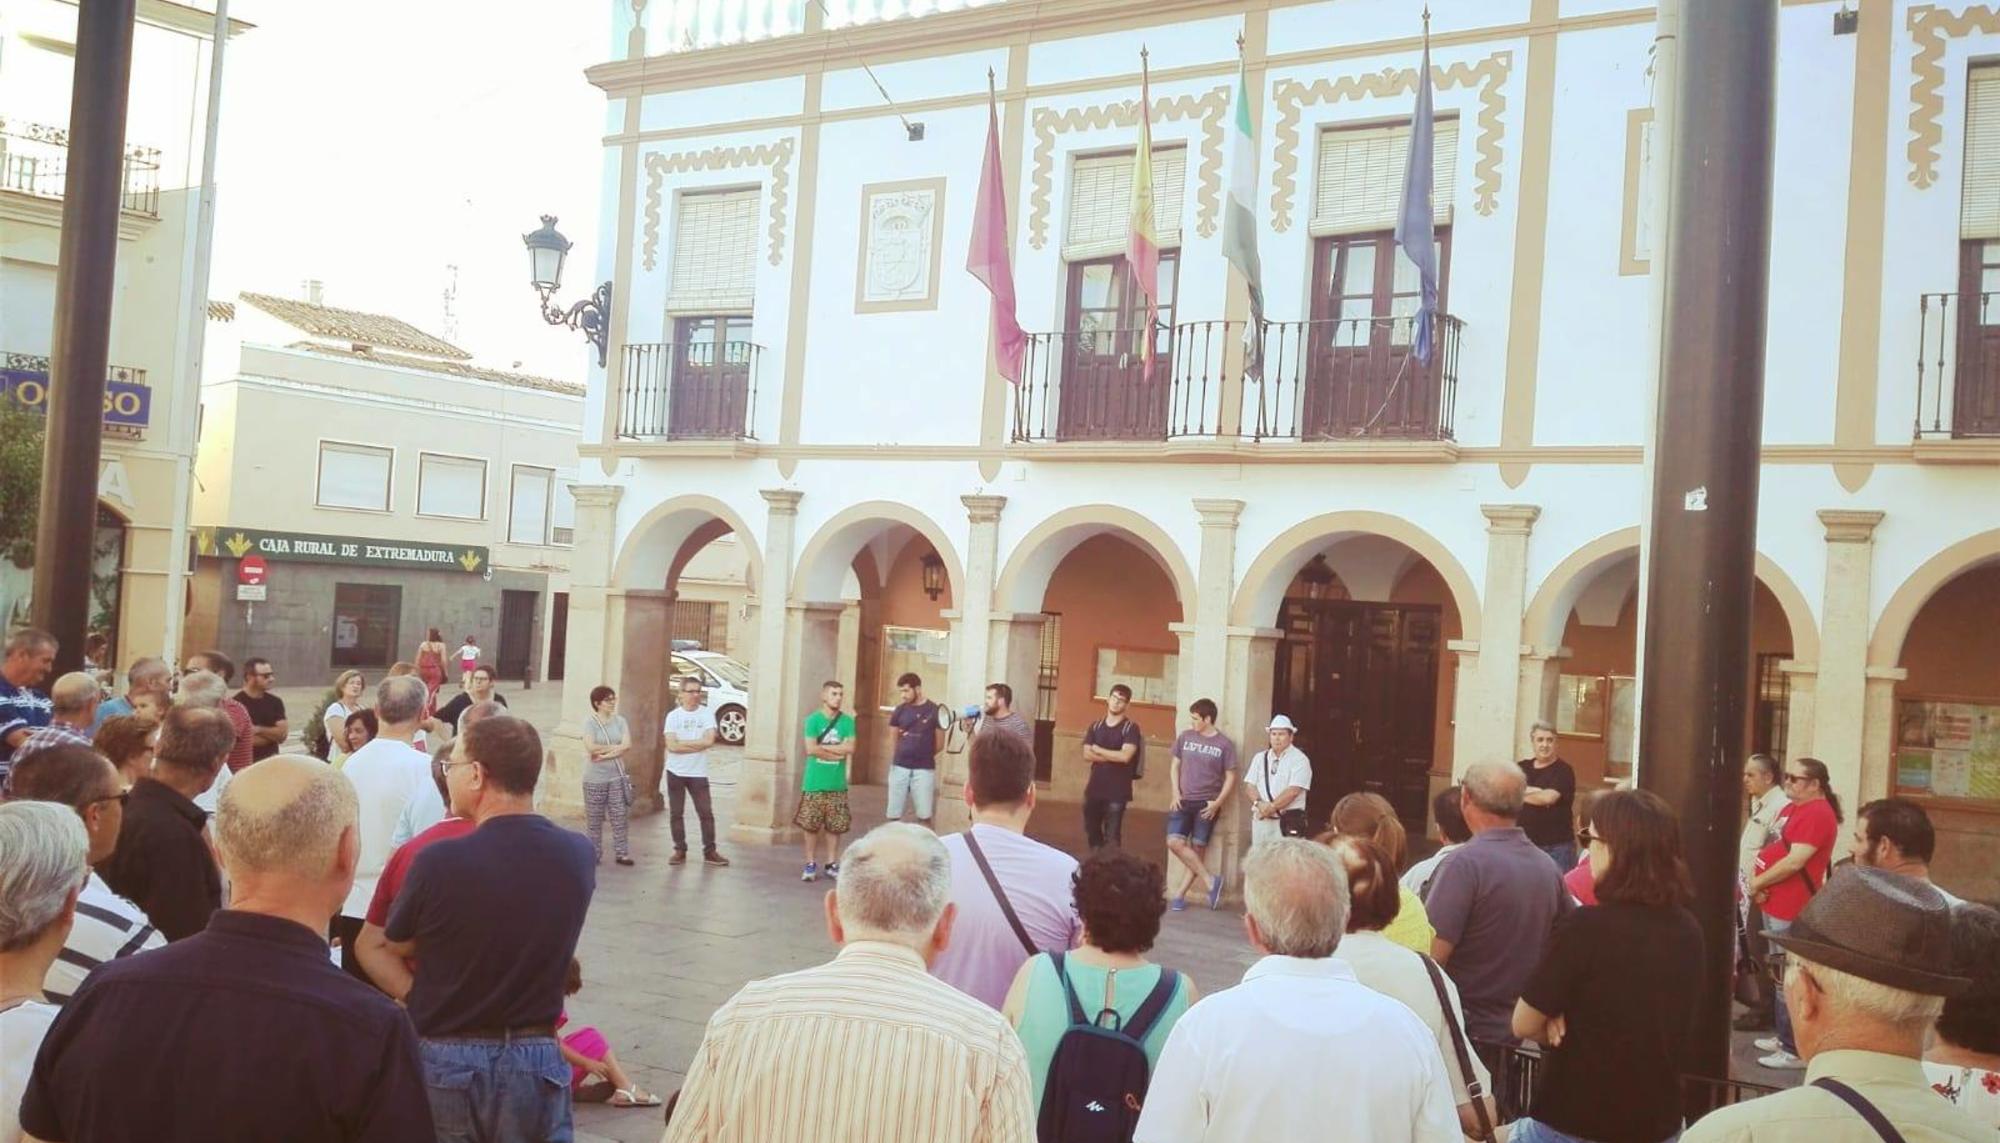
[560,959,659,1108]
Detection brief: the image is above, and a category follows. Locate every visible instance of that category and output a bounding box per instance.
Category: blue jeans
[420,1036,573,1143]
[1767,916,1797,1054]
[1540,841,1579,872]
[1510,1116,1679,1143]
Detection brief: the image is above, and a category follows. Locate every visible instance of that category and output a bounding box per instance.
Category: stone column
[937,495,1005,829]
[610,588,675,814]
[1809,509,1884,809]
[1859,666,1906,815]
[937,610,1046,833]
[1514,644,1572,758]
[1779,661,1816,761]
[732,489,803,843]
[1472,504,1540,767]
[546,485,623,813]
[1214,626,1281,904]
[1447,639,1481,777]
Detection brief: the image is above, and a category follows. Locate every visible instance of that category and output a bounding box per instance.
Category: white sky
[211,1,612,380]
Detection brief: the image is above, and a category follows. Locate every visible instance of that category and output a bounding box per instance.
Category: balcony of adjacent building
[0,115,162,228]
[614,316,762,452]
[3,352,153,440]
[641,0,1006,54]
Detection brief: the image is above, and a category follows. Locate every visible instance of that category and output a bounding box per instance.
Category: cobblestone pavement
[267,681,1790,1140]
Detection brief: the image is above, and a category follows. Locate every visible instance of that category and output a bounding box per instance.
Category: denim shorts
[1166,799,1217,846]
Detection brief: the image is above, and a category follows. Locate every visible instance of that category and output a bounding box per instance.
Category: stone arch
[1521,527,1821,662]
[993,505,1196,618]
[1869,529,2000,665]
[791,501,965,605]
[1231,511,1481,634]
[612,494,764,592]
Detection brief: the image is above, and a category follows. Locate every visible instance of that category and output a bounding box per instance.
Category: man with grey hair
[172,669,238,813]
[332,674,436,985]
[0,627,58,783]
[99,705,234,941]
[1684,867,1983,1141]
[1136,838,1457,1142]
[666,822,1035,1143]
[1424,761,1574,1079]
[90,655,170,731]
[1517,719,1578,870]
[10,672,102,764]
[19,756,436,1140]
[0,800,89,1143]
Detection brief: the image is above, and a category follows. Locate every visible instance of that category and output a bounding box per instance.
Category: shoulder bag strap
[1419,953,1496,1143]
[965,830,1038,955]
[1256,751,1276,802]
[1121,969,1180,1044]
[1811,1078,1909,1143]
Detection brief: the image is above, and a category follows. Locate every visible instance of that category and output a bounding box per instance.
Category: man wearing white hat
[1247,715,1313,844]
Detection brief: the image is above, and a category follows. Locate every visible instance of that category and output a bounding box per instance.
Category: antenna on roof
[441,264,460,344]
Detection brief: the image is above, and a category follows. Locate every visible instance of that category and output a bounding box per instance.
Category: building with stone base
[550,0,2000,903]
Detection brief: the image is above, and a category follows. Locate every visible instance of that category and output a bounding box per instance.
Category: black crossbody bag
[1256,751,1310,837]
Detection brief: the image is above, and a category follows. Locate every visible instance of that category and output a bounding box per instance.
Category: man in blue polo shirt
[0,627,57,786]
[385,715,595,1142]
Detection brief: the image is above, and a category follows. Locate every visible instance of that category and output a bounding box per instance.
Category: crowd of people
[2,625,1996,1143]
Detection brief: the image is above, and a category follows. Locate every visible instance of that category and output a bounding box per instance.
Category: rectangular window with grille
[1310,118,1459,237]
[668,187,760,315]
[1753,652,1789,762]
[1064,147,1187,261]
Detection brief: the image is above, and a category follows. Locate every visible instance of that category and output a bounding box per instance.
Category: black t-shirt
[1520,902,1704,1142]
[889,701,940,770]
[385,815,594,1036]
[1082,716,1143,803]
[1517,757,1577,847]
[435,690,507,730]
[232,690,288,760]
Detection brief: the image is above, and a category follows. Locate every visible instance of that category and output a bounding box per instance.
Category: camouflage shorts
[793,790,852,835]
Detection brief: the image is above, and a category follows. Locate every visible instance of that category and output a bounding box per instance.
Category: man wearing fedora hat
[1684,867,1982,1142]
[1246,715,1312,846]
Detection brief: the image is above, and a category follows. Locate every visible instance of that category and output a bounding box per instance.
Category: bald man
[19,756,435,1141]
[10,672,102,764]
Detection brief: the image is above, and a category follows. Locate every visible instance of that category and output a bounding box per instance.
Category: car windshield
[699,656,750,688]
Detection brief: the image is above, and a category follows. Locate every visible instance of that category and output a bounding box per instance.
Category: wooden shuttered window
[1063,147,1187,260]
[1310,118,1459,237]
[1963,65,2000,239]
[667,187,760,314]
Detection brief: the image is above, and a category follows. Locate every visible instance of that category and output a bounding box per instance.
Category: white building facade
[557,0,2000,900]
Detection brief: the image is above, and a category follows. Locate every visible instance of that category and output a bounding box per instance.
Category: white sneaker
[1753,1036,1782,1053]
[1759,1050,1805,1070]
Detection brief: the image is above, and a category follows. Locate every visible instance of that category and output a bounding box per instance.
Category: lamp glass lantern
[920,552,946,601]
[1300,554,1335,600]
[523,215,573,294]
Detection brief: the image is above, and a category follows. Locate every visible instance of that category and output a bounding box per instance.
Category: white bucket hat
[1267,714,1298,732]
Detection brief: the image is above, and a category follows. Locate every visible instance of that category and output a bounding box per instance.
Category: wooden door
[547,592,568,681]
[1303,233,1450,439]
[497,590,537,681]
[670,316,752,439]
[1057,254,1176,441]
[1955,240,2000,436]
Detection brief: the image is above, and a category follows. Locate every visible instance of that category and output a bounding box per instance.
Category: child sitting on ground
[561,958,660,1108]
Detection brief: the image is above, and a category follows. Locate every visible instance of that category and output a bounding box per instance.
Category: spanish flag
[1127,50,1160,377]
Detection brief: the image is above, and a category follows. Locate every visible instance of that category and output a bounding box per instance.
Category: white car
[671,650,751,745]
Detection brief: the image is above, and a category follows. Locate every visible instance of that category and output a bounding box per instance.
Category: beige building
[0,0,248,667]
[187,289,586,689]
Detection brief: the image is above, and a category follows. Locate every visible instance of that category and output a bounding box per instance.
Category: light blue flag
[1395,41,1438,364]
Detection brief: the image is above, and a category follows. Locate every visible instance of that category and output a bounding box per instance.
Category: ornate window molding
[1907,4,2000,190]
[641,137,797,270]
[1026,85,1230,250]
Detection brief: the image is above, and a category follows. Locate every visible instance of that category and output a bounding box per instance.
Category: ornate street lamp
[1300,553,1335,600]
[920,552,947,601]
[523,215,612,367]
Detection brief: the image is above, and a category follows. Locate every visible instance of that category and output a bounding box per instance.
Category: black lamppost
[523,215,612,367]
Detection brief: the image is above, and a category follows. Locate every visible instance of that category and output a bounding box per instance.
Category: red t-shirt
[1564,857,1599,906]
[221,699,256,773]
[1754,797,1838,921]
[365,817,478,927]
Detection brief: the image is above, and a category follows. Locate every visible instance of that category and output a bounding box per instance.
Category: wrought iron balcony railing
[1916,291,2000,438]
[0,116,161,217]
[618,340,762,441]
[1249,314,1461,443]
[1012,322,1233,443]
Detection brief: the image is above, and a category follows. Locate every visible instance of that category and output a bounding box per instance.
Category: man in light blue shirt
[91,657,171,733]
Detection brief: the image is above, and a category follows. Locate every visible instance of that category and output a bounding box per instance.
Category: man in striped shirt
[3,744,165,1004]
[666,822,1035,1143]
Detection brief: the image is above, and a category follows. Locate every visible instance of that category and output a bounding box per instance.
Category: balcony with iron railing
[1012,312,1462,450]
[0,116,161,217]
[617,340,763,442]
[1916,291,2000,441]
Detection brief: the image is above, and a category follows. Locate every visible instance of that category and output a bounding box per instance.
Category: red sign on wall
[237,555,268,586]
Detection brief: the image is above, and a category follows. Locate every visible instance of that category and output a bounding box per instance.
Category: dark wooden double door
[1300,232,1451,440]
[669,315,753,439]
[1056,253,1178,441]
[1955,241,2000,436]
[1272,598,1442,831]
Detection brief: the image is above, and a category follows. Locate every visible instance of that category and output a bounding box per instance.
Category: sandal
[611,1087,662,1107]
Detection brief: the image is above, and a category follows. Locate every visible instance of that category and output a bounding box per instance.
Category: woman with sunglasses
[1509,789,1703,1143]
[1745,756,1842,1070]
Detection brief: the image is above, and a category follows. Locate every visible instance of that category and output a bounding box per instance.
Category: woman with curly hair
[1002,849,1200,1123]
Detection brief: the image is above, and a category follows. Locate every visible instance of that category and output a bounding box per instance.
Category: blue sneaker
[1170,896,1188,912]
[801,862,818,882]
[825,861,840,881]
[1207,875,1224,910]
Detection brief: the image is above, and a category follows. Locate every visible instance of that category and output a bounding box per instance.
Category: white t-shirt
[339,737,434,918]
[2,999,58,1143]
[664,705,719,778]
[193,756,232,816]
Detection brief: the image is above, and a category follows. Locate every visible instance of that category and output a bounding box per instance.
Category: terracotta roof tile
[239,291,471,360]
[207,299,236,321]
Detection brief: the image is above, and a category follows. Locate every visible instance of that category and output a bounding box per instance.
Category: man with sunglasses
[3,744,165,1004]
[233,658,289,763]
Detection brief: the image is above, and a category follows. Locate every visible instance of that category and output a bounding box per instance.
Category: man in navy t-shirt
[384,715,596,1141]
[886,672,942,827]
[1081,684,1144,850]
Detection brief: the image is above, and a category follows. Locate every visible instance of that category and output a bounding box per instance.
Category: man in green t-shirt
[797,680,856,882]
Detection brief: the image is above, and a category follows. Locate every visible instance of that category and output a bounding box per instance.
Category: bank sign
[194,526,488,575]
[1,368,151,434]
